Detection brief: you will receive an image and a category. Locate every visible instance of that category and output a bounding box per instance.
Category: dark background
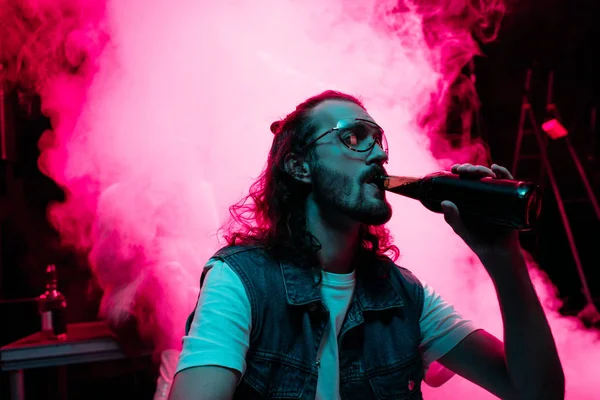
[1,0,599,398]
[475,0,600,313]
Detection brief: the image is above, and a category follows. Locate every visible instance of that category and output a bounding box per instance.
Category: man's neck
[305,198,360,274]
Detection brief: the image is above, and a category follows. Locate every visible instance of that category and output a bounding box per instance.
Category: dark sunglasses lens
[340,121,387,153]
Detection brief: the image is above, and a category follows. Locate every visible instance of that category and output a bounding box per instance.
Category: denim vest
[186,246,425,399]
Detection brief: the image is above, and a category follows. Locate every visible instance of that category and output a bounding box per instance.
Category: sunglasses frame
[300,118,388,155]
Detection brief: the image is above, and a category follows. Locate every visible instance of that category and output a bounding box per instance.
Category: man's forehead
[310,99,375,127]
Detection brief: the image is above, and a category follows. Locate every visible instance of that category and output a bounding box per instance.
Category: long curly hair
[222,90,399,266]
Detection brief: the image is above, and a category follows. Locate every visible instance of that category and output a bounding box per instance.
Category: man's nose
[366,142,388,165]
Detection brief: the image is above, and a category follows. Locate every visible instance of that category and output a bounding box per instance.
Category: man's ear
[284,153,311,184]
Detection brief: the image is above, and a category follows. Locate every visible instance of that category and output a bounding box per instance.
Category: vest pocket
[368,356,422,400]
[243,351,312,399]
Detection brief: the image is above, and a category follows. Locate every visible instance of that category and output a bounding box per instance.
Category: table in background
[0,321,145,400]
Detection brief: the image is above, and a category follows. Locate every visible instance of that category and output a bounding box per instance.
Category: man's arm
[439,249,565,399]
[167,260,252,400]
[168,366,238,400]
[424,361,458,388]
[439,163,564,399]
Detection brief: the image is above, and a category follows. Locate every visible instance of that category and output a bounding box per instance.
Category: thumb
[441,201,467,237]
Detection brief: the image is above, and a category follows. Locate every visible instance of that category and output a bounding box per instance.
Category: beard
[311,161,392,226]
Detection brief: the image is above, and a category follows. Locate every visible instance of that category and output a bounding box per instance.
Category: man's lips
[366,182,384,195]
[363,169,386,186]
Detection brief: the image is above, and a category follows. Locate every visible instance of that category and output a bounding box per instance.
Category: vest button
[315,360,320,367]
[408,379,415,391]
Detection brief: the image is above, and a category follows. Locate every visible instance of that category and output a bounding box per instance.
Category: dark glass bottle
[38,264,68,340]
[375,171,543,231]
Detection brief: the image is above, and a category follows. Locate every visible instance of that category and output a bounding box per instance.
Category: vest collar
[279,258,404,311]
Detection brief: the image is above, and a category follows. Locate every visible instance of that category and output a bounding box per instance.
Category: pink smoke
[2,0,599,398]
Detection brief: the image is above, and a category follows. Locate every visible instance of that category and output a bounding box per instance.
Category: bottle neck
[45,265,58,291]
[377,175,423,199]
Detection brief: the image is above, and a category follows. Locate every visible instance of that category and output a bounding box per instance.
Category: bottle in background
[375,171,542,231]
[38,264,68,340]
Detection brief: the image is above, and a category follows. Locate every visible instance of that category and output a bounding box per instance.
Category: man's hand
[440,163,522,265]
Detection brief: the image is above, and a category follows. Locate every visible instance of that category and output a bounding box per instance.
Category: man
[169,91,564,399]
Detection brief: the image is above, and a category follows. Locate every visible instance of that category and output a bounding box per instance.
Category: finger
[441,201,468,238]
[465,164,496,178]
[491,164,514,180]
[454,164,495,179]
[452,164,496,179]
[453,163,473,174]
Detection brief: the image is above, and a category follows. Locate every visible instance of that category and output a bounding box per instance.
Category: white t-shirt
[176,259,477,399]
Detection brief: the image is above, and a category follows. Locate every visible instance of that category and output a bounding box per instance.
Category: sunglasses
[301,118,389,156]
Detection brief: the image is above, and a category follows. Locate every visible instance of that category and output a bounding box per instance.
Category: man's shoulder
[395,264,422,287]
[380,258,425,314]
[376,256,424,289]
[213,244,270,260]
[211,245,280,275]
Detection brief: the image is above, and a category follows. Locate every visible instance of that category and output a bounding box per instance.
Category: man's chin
[368,211,392,226]
[356,206,392,226]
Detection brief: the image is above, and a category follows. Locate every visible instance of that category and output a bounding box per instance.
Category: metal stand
[0,62,6,298]
[512,68,600,324]
[0,63,22,298]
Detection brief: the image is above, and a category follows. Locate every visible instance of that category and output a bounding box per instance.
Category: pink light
[542,118,569,139]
